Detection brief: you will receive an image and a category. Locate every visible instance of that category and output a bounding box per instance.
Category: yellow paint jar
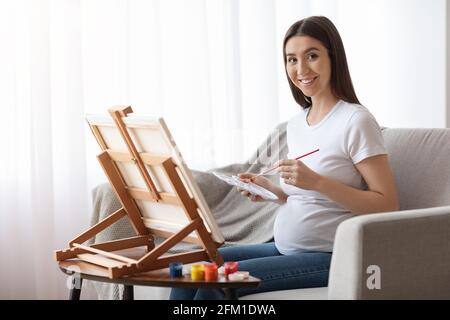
[191,264,205,280]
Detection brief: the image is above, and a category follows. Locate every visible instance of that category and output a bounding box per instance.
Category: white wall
[336,0,447,128]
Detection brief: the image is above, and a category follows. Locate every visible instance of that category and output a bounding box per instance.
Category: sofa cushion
[382,128,450,209]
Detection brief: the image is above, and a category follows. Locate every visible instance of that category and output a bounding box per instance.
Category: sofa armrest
[328,206,450,299]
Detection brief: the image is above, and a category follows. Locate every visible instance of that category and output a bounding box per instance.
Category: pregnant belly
[273,198,353,253]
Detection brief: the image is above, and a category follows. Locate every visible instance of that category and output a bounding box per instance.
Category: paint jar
[228,272,245,281]
[169,262,183,278]
[236,271,249,279]
[204,263,218,281]
[191,264,205,280]
[224,261,238,276]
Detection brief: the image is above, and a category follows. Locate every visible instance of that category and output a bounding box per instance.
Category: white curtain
[0,0,445,299]
[0,0,89,299]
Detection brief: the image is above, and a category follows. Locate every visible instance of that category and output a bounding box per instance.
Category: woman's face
[285,35,332,99]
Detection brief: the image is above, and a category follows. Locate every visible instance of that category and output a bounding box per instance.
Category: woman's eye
[287,57,297,64]
[307,53,318,61]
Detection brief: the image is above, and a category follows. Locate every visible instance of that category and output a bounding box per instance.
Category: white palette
[213,172,278,201]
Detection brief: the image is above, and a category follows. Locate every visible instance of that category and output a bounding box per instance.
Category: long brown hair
[283,16,360,109]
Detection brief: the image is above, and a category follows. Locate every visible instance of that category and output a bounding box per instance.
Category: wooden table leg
[69,277,83,300]
[123,285,134,300]
[224,288,238,300]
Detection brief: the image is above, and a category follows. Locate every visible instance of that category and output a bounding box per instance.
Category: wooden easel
[54,106,223,279]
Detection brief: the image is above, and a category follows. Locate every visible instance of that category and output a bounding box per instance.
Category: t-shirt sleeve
[345,110,387,164]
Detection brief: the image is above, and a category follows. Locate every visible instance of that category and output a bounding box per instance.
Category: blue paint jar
[169,262,183,278]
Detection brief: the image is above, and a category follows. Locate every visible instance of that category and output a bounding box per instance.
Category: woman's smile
[298,76,319,87]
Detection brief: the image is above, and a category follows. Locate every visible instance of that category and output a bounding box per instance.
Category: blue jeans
[169,242,332,300]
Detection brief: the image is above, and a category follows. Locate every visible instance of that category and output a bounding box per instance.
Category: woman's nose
[297,60,309,76]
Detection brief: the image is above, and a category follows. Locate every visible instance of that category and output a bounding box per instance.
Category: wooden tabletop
[58,247,260,289]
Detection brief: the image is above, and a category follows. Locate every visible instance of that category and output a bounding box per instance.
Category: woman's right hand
[236,173,277,202]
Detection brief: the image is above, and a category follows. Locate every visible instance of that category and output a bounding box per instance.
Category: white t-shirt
[273,100,387,254]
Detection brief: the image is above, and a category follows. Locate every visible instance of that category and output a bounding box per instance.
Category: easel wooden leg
[69,277,83,300]
[123,285,134,300]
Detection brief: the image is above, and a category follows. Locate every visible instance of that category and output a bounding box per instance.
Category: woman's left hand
[275,159,322,190]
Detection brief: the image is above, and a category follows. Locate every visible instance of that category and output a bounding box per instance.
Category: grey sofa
[90,126,450,300]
